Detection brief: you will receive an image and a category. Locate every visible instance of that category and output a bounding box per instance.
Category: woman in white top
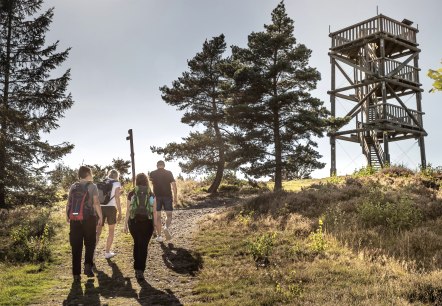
[96,169,122,259]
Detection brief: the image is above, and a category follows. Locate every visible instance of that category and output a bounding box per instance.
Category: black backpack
[97,179,116,205]
[68,182,91,221]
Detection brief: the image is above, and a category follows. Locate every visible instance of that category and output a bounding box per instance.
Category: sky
[41,0,442,179]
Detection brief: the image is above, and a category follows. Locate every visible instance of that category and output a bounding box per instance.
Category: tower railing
[368,103,422,127]
[366,58,419,83]
[330,15,418,48]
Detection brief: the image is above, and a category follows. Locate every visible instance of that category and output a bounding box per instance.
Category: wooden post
[126,129,136,185]
[330,57,337,176]
[414,55,427,169]
[383,132,390,165]
[380,38,388,121]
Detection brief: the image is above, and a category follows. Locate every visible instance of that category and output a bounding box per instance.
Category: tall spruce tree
[228,1,328,191]
[152,34,231,193]
[0,0,73,207]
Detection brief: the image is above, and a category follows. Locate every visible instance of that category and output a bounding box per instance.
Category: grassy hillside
[2,170,442,305]
[191,167,442,305]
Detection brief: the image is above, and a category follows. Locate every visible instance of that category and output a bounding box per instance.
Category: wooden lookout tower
[328,14,427,175]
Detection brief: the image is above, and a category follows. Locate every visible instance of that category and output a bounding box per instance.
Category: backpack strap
[134,186,149,207]
[107,179,117,203]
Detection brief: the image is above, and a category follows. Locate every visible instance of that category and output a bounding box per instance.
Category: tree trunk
[207,121,225,194]
[207,155,224,193]
[207,137,225,192]
[273,114,282,192]
[0,4,13,208]
[272,51,282,192]
[208,95,225,194]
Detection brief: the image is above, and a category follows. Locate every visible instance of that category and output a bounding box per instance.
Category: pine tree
[112,158,131,180]
[0,0,73,207]
[152,34,231,193]
[228,1,329,191]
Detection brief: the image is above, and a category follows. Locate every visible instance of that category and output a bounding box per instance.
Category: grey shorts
[156,196,173,211]
[101,206,117,225]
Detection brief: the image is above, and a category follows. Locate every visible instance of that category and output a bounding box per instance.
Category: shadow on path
[63,279,100,306]
[137,278,183,306]
[96,259,138,299]
[160,243,203,276]
[63,259,181,305]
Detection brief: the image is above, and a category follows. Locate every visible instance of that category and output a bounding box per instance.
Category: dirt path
[39,198,231,306]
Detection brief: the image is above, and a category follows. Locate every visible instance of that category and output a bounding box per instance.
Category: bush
[218,184,240,193]
[380,164,414,177]
[2,208,56,263]
[357,195,422,231]
[308,219,326,253]
[236,210,254,227]
[353,166,377,177]
[8,223,52,262]
[248,232,276,266]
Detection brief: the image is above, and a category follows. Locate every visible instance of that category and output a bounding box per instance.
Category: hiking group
[66,160,177,281]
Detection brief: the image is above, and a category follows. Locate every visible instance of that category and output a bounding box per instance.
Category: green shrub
[248,232,276,266]
[327,175,343,184]
[308,219,326,253]
[420,163,442,178]
[236,210,254,227]
[357,196,422,231]
[353,165,377,177]
[218,184,240,193]
[6,209,55,263]
[8,223,52,262]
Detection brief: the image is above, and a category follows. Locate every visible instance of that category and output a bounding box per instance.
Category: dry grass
[191,171,442,305]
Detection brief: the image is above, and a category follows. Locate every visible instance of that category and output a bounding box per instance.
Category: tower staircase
[357,42,385,168]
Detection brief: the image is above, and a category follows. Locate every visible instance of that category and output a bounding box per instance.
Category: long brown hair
[135,173,148,186]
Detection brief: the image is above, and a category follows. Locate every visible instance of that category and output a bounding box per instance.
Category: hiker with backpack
[123,173,156,280]
[96,169,122,259]
[66,166,103,281]
[149,160,177,242]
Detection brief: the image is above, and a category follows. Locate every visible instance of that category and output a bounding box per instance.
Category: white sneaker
[105,251,116,259]
[163,227,172,241]
[156,236,164,243]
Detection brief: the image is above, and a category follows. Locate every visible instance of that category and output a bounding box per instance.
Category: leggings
[128,218,154,272]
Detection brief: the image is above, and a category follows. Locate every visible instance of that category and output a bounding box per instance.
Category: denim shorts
[156,196,173,211]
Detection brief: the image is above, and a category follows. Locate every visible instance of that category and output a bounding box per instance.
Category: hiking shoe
[155,236,164,243]
[163,227,172,241]
[84,264,94,277]
[105,252,116,259]
[73,275,81,282]
[135,270,144,280]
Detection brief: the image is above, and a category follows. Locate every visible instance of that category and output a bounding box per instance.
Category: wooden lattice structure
[328,14,427,175]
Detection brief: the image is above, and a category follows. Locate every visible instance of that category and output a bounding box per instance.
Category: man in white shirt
[96,169,122,259]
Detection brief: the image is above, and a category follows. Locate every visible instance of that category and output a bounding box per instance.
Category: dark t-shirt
[149,168,175,197]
